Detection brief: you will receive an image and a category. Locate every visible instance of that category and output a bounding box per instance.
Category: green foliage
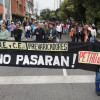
[83,0,100,25]
[57,0,100,27]
[40,8,59,21]
[40,9,51,20]
[39,0,100,27]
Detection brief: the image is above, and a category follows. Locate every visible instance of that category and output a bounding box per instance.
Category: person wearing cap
[0,24,9,40]
[47,23,57,42]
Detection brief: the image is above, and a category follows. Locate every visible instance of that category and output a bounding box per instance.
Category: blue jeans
[31,29,33,38]
[90,36,94,42]
[26,31,30,39]
[95,72,100,91]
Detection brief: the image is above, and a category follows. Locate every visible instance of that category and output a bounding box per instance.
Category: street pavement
[0,34,99,100]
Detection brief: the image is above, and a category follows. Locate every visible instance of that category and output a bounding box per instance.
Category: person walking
[63,23,66,34]
[70,25,76,42]
[32,22,38,41]
[25,23,31,40]
[75,23,79,42]
[0,24,9,40]
[47,23,57,42]
[43,23,48,41]
[7,20,11,32]
[56,23,62,39]
[13,23,23,42]
[81,25,91,42]
[78,25,83,38]
[30,22,34,38]
[66,23,70,35]
[34,23,45,42]
[90,26,96,42]
[9,22,16,39]
[23,20,27,30]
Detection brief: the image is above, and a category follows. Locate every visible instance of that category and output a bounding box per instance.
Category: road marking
[57,38,68,76]
[63,69,68,76]
[0,75,95,84]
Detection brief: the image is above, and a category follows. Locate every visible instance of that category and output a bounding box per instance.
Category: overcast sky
[34,0,63,15]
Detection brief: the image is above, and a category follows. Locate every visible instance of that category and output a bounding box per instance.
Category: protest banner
[0,41,99,72]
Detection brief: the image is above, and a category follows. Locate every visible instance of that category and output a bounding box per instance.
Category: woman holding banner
[0,24,9,40]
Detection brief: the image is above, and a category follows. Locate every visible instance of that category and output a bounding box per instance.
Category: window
[17,1,18,9]
[24,6,25,11]
[19,4,22,11]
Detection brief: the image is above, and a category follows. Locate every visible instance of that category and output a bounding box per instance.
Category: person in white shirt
[56,23,62,39]
[25,23,31,40]
[88,25,92,31]
[90,26,97,42]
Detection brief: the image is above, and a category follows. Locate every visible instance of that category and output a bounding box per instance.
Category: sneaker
[26,39,28,41]
[96,91,100,96]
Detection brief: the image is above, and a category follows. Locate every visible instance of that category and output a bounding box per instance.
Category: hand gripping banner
[0,41,100,72]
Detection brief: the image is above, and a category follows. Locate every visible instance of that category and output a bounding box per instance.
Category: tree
[83,0,100,25]
[40,9,51,20]
[58,0,86,22]
[58,0,100,27]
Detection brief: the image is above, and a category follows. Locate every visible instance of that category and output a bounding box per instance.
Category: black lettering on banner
[3,42,7,48]
[0,41,27,50]
[27,43,68,51]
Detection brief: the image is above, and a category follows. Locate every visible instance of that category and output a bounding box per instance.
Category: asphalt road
[0,34,99,100]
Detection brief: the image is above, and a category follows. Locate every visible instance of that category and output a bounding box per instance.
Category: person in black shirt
[14,23,22,42]
[34,23,45,42]
[23,20,27,30]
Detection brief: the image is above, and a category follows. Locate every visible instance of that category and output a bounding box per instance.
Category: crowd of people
[0,19,100,96]
[0,19,97,42]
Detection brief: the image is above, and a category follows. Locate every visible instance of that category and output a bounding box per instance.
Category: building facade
[11,0,25,22]
[0,0,12,21]
[25,0,34,21]
[0,0,4,20]
[0,0,34,22]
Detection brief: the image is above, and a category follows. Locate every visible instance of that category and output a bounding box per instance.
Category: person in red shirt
[63,23,66,34]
